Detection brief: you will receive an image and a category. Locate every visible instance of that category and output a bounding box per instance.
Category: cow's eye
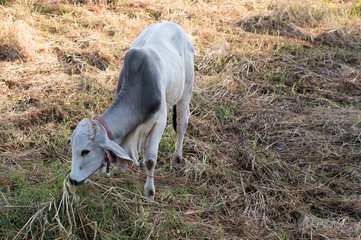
[81,150,90,156]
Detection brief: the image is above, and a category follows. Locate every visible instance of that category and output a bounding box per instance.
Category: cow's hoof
[171,154,182,168]
[144,187,155,201]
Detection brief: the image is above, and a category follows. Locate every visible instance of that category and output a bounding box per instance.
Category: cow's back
[131,21,193,57]
[130,22,194,107]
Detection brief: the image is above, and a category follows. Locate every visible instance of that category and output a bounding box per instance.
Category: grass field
[0,0,360,239]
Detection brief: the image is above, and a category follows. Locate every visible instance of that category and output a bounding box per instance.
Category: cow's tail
[173,105,177,133]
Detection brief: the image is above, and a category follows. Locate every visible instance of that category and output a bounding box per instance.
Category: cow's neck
[100,97,141,145]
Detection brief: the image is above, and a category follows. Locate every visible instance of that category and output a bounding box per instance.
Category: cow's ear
[93,123,134,171]
[100,139,134,172]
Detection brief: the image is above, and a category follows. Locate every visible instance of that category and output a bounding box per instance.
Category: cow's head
[69,118,134,185]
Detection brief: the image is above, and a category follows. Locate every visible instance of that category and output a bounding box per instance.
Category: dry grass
[1,0,361,239]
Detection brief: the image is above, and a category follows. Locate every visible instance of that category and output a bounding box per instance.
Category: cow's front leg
[143,109,167,200]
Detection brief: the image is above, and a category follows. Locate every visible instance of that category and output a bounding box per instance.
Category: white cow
[69,21,194,200]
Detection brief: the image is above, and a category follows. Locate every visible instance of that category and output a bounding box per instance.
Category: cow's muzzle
[68,177,84,186]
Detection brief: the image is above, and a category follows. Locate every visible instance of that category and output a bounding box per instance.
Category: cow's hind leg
[143,108,167,200]
[171,84,193,168]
